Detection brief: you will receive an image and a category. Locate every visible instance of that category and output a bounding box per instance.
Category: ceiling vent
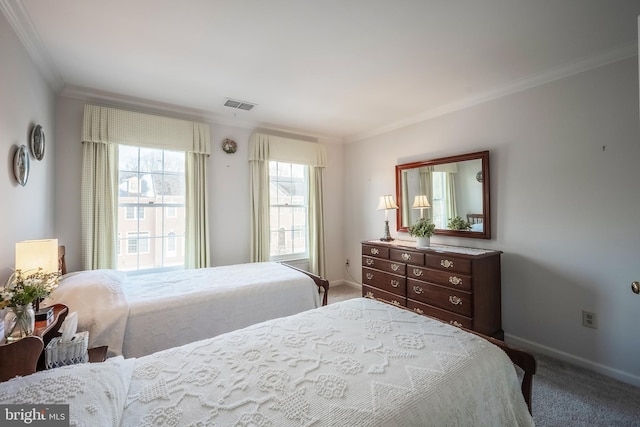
[224,98,256,111]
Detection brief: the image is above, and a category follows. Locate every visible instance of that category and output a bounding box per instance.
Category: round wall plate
[31,124,45,161]
[222,138,237,154]
[14,145,30,186]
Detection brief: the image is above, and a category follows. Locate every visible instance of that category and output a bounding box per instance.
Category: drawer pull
[414,308,424,315]
[413,285,424,295]
[365,291,374,298]
[391,300,400,306]
[391,263,400,271]
[390,279,400,288]
[371,248,380,255]
[450,320,463,327]
[449,276,462,286]
[412,268,423,277]
[441,259,454,269]
[449,295,463,305]
[366,273,374,280]
[401,253,411,261]
[365,258,374,266]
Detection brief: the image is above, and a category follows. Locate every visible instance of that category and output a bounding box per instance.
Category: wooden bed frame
[467,213,484,225]
[57,246,330,306]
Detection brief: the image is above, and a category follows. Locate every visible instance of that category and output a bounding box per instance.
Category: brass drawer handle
[371,248,380,255]
[365,291,374,298]
[366,273,374,280]
[413,268,423,277]
[413,285,423,295]
[449,276,462,286]
[450,320,463,327]
[390,279,400,288]
[414,308,424,315]
[449,295,463,305]
[391,300,400,306]
[441,259,454,269]
[365,258,374,266]
[391,263,400,271]
[401,253,411,261]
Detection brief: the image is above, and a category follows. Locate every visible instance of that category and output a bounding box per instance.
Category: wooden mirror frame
[395,150,491,239]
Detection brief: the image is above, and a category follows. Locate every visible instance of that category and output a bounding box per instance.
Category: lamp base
[380,220,394,242]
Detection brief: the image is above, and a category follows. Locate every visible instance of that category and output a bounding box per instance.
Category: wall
[54,97,346,282]
[343,57,640,386]
[0,14,56,283]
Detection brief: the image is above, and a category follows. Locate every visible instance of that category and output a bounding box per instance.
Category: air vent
[224,98,256,111]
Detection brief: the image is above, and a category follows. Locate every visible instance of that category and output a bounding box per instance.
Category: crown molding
[0,0,64,92]
[347,42,638,143]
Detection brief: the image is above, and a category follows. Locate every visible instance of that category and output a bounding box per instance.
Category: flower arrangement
[448,216,472,231]
[407,217,436,238]
[1,268,60,310]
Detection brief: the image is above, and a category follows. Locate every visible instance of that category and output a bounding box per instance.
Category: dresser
[361,240,503,339]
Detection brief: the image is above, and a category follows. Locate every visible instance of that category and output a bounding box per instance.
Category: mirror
[395,150,491,239]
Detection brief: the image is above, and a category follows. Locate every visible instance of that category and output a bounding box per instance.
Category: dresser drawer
[407,265,472,291]
[363,285,406,308]
[362,244,390,259]
[407,279,472,317]
[406,299,472,329]
[362,267,406,296]
[362,256,406,275]
[426,254,471,274]
[390,248,425,266]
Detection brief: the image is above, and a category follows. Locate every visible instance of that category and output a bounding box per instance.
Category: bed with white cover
[0,298,535,427]
[45,262,326,358]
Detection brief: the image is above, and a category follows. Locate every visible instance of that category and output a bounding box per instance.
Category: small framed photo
[30,124,45,161]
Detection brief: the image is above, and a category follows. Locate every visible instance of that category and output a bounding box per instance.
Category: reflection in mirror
[396,151,490,239]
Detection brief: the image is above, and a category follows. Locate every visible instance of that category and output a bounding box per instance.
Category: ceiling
[4,0,640,141]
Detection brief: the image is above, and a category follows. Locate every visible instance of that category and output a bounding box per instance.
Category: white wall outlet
[582,310,598,329]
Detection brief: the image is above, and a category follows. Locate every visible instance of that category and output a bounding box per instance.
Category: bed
[0,298,535,426]
[467,213,484,232]
[45,251,329,358]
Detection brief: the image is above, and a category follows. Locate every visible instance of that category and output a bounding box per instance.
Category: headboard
[58,246,67,275]
[467,213,484,224]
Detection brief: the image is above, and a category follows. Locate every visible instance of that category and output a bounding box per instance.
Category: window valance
[82,104,211,155]
[248,132,327,167]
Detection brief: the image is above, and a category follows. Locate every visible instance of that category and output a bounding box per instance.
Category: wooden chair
[0,336,44,382]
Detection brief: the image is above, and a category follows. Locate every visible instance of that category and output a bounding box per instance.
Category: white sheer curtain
[81,104,211,270]
[248,133,327,276]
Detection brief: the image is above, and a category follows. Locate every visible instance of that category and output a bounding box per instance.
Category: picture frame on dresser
[361,240,503,339]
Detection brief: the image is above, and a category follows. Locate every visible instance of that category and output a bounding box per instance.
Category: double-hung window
[268,161,309,260]
[117,145,185,272]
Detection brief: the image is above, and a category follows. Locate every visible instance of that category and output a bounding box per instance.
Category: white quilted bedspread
[121,298,535,427]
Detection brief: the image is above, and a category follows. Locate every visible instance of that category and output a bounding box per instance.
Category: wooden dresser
[362,240,503,339]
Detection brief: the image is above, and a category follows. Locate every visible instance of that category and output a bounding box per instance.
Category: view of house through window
[118,145,185,272]
[269,161,308,260]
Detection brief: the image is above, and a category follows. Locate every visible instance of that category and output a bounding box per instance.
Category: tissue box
[45,331,89,369]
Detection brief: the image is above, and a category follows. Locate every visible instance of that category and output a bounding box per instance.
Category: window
[269,161,308,260]
[118,145,185,272]
[431,171,448,229]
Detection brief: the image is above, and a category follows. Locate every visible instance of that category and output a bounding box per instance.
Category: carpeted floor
[327,284,640,426]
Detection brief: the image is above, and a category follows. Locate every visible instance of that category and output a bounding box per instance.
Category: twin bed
[1,298,535,426]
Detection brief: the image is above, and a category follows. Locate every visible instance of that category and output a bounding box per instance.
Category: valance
[248,132,327,167]
[82,104,211,155]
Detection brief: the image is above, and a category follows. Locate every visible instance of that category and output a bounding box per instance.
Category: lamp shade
[377,195,399,210]
[412,195,431,209]
[15,239,59,274]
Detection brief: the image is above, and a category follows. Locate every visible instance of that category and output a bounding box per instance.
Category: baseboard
[505,333,640,388]
[328,279,361,290]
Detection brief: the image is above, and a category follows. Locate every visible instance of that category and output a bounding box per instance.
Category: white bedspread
[46,262,320,359]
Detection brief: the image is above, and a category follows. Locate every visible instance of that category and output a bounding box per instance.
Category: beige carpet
[326,283,640,426]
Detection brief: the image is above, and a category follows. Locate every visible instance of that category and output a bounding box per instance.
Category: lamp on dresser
[15,239,59,320]
[412,195,431,219]
[377,194,399,242]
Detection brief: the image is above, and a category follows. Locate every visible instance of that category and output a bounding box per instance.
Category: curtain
[249,133,327,276]
[185,152,210,269]
[80,141,118,270]
[81,104,211,270]
[419,167,434,221]
[446,173,458,221]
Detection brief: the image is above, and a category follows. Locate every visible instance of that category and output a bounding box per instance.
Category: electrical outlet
[582,310,598,329]
[345,258,350,266]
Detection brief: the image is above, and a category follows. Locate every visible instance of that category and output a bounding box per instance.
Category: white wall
[343,57,640,386]
[0,14,56,283]
[53,97,346,282]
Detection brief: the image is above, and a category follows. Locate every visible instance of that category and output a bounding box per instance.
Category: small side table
[88,346,108,363]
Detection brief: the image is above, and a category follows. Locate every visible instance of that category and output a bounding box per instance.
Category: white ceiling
[4,0,640,141]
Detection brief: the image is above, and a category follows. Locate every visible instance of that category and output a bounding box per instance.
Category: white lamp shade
[412,195,431,209]
[15,239,59,274]
[377,195,399,210]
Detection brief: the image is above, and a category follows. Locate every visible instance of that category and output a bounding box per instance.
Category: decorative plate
[476,171,483,183]
[222,138,237,154]
[14,145,30,186]
[31,124,45,161]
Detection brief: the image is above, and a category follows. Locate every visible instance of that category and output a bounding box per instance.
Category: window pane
[139,147,163,172]
[119,145,138,171]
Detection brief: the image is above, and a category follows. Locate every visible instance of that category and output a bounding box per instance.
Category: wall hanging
[222,138,237,154]
[30,124,45,161]
[13,145,30,186]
